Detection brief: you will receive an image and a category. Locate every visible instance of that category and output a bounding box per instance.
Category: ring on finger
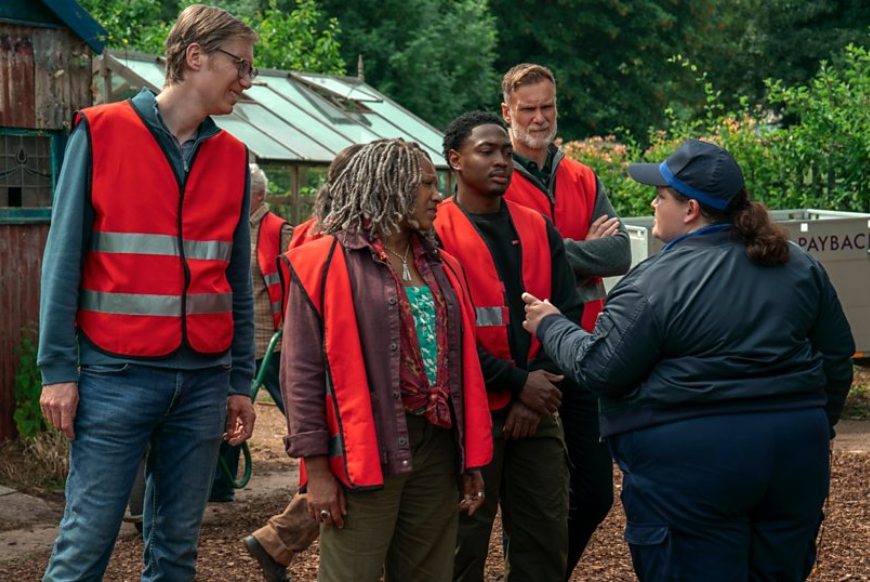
[319,509,330,521]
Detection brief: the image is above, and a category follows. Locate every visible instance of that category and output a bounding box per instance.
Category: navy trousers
[609,408,830,582]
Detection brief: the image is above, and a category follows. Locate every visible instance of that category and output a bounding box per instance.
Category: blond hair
[163,4,258,85]
[502,63,556,105]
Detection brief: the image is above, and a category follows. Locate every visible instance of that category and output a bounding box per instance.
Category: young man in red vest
[501,63,631,576]
[435,111,584,582]
[37,6,257,580]
[211,163,292,503]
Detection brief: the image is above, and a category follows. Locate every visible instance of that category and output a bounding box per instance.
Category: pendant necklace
[384,241,412,282]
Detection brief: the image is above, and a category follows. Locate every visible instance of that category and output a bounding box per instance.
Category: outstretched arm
[523,285,661,398]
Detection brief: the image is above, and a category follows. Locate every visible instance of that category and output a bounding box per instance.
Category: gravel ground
[3,400,870,581]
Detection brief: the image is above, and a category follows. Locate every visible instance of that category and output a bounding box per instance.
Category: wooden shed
[0,0,105,440]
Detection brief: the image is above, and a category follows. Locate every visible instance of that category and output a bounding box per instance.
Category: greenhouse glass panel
[215,117,300,162]
[296,74,381,102]
[242,85,354,154]
[263,77,382,145]
[231,103,336,161]
[116,57,166,89]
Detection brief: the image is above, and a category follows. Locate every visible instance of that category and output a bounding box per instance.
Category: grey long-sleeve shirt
[563,176,631,282]
[37,89,255,396]
[512,145,631,300]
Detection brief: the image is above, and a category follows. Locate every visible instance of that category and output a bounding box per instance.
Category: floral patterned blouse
[373,236,452,429]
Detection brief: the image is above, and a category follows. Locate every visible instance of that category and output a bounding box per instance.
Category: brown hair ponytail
[688,188,791,266]
[726,190,790,266]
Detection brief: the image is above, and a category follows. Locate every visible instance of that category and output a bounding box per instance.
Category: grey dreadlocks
[316,138,429,238]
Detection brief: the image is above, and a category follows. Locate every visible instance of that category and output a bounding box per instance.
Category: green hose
[220,329,283,489]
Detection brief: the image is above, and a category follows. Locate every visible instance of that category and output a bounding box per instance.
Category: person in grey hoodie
[500,62,631,576]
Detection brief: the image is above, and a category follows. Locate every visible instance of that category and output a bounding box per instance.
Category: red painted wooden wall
[0,224,49,440]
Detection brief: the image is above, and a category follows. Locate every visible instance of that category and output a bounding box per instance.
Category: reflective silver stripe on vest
[476,306,504,327]
[264,272,281,286]
[183,240,233,262]
[91,232,178,256]
[80,290,232,316]
[90,232,233,262]
[187,293,233,315]
[270,300,283,316]
[80,290,181,316]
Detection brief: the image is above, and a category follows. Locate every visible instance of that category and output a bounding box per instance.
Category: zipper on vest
[517,163,557,221]
[176,143,204,344]
[125,98,215,350]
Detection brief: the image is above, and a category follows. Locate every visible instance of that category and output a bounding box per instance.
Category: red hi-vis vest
[276,217,321,321]
[286,235,492,490]
[75,100,246,357]
[287,217,320,250]
[257,211,289,330]
[504,158,603,331]
[434,198,552,411]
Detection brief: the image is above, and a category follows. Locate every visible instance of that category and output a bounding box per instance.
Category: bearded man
[500,63,631,579]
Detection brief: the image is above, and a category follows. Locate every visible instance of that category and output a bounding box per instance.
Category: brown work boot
[244,535,291,582]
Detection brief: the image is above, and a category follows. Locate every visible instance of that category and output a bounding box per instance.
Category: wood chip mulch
[3,451,869,581]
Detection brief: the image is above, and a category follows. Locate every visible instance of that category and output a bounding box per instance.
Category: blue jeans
[43,363,229,582]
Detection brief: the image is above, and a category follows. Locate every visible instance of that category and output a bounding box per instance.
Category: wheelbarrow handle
[251,329,283,400]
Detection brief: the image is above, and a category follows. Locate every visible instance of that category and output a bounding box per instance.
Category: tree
[700,0,870,116]
[251,0,344,74]
[79,0,345,75]
[563,36,870,216]
[319,0,499,130]
[78,0,170,55]
[487,0,722,141]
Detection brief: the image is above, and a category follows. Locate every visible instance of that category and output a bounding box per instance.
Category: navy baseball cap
[628,140,745,210]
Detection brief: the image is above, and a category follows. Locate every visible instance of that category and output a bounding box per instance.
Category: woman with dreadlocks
[286,143,366,250]
[280,138,493,582]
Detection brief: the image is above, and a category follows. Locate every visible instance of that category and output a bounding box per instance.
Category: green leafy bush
[13,327,46,440]
[563,42,870,217]
[251,0,345,74]
[766,40,870,213]
[80,0,346,75]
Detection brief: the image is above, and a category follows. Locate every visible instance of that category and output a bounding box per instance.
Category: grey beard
[510,122,557,150]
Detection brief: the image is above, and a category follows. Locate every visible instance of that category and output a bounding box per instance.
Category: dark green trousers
[318,415,460,582]
[454,410,569,582]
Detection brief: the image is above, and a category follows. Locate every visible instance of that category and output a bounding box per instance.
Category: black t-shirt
[461,201,584,395]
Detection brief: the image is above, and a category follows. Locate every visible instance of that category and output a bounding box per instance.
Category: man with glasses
[216,47,260,80]
[38,6,258,580]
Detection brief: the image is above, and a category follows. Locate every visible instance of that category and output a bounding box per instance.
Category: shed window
[0,130,62,224]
